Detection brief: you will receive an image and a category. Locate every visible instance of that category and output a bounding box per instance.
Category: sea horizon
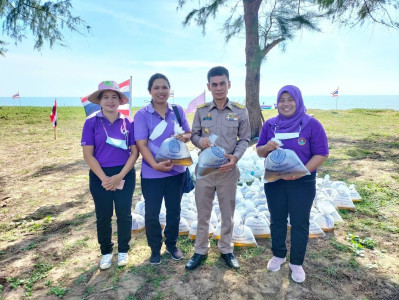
[1,95,399,110]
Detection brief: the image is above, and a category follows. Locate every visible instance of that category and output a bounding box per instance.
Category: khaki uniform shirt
[191,99,250,160]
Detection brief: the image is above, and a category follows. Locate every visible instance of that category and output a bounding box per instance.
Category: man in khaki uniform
[186,66,250,270]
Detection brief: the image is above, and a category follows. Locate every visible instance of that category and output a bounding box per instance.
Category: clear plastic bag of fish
[155,122,193,166]
[196,134,228,179]
[264,139,310,183]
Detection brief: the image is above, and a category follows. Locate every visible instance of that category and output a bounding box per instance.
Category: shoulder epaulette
[197,102,210,109]
[233,102,245,109]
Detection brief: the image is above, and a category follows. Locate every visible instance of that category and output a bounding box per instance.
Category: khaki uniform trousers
[194,166,240,255]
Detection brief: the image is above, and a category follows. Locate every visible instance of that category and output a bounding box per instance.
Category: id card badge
[149,120,167,141]
[274,132,300,140]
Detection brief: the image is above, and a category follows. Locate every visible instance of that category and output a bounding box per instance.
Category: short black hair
[148,73,171,92]
[207,66,229,83]
[98,91,121,100]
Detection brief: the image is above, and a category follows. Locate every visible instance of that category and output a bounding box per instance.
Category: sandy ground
[0,125,398,299]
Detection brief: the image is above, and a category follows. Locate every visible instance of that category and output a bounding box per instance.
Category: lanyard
[100,117,128,144]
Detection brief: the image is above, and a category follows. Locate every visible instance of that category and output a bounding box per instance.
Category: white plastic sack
[155,136,193,166]
[313,213,335,232]
[196,135,228,178]
[188,221,215,240]
[188,221,198,240]
[181,208,197,227]
[332,185,356,211]
[231,224,257,247]
[349,184,362,202]
[134,198,146,217]
[330,210,344,222]
[131,213,145,233]
[309,220,326,238]
[245,215,271,238]
[264,147,310,183]
[159,210,166,228]
[257,205,268,213]
[254,197,267,208]
[318,200,336,215]
[178,218,190,236]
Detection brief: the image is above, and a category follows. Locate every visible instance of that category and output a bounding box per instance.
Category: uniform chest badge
[298,137,306,146]
[203,113,212,120]
[226,113,238,121]
[204,128,210,134]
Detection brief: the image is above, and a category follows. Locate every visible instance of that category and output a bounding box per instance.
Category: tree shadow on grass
[29,160,87,179]
[329,135,399,163]
[323,135,399,182]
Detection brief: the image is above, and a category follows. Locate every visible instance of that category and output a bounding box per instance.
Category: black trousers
[89,166,135,255]
[264,172,316,265]
[141,172,185,253]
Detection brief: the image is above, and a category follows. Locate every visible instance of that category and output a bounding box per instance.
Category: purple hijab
[268,85,312,133]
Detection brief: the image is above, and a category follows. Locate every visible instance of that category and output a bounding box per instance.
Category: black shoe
[221,253,240,269]
[166,247,183,261]
[185,253,208,270]
[150,252,161,265]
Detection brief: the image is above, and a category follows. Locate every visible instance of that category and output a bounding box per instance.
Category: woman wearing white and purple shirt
[81,81,139,270]
[134,73,191,265]
[256,85,329,283]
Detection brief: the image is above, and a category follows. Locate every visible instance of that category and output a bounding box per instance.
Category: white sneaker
[289,263,306,283]
[117,252,129,267]
[267,256,286,272]
[99,253,113,270]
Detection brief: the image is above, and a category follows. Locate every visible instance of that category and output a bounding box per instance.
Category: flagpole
[19,91,21,107]
[54,126,57,140]
[129,76,133,117]
[336,86,339,110]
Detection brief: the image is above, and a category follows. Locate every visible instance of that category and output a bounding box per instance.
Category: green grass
[1,107,399,299]
[48,285,69,298]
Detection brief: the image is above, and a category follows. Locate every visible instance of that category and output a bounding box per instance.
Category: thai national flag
[81,79,131,117]
[12,93,20,99]
[331,88,339,97]
[170,90,175,98]
[118,79,131,117]
[50,99,57,127]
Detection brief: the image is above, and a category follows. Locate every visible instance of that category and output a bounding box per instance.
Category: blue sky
[1,0,398,98]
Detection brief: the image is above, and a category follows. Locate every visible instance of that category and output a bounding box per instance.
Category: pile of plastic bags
[133,147,362,247]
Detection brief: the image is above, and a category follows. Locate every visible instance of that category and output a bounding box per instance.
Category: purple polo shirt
[134,103,191,179]
[81,111,136,167]
[256,118,329,172]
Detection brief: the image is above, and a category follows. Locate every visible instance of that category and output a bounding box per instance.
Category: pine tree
[178,0,399,139]
[0,0,90,56]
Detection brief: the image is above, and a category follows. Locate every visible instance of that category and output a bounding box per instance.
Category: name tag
[274,132,300,140]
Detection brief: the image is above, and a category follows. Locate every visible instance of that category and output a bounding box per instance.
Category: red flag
[50,99,57,127]
[185,92,206,114]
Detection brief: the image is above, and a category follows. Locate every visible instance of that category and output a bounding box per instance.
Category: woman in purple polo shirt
[134,73,191,265]
[256,85,329,283]
[81,81,139,270]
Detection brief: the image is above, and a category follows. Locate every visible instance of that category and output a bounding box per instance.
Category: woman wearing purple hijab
[256,85,329,283]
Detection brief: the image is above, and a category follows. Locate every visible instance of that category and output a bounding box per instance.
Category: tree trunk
[243,0,263,141]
